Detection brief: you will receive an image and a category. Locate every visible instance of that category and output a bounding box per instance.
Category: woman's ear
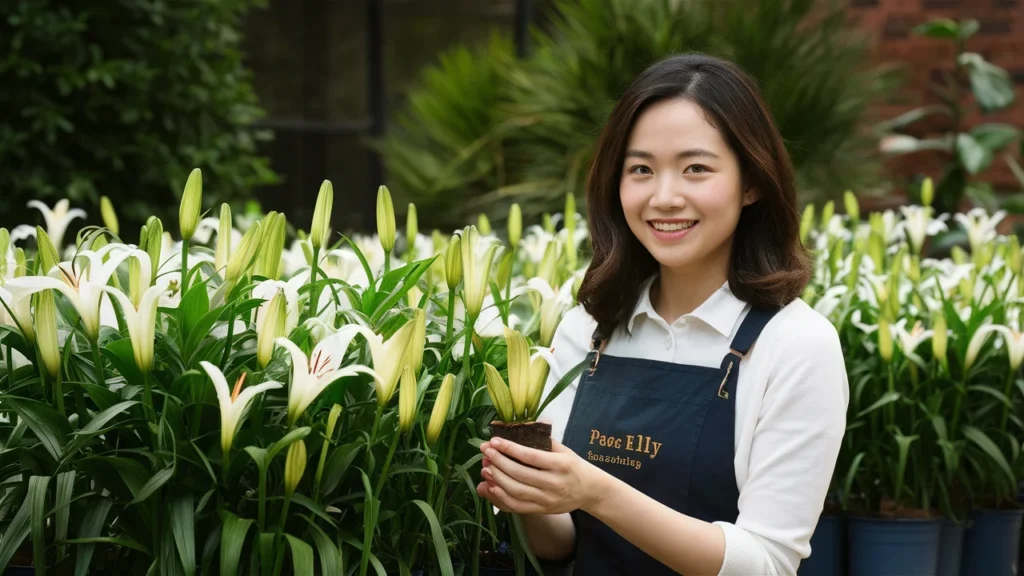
[742,186,761,207]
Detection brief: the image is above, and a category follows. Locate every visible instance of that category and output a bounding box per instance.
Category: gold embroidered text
[589,429,662,459]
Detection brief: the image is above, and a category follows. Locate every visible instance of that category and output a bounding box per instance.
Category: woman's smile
[648,219,699,241]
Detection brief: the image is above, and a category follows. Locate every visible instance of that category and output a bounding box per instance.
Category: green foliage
[0,0,278,235]
[377,0,899,228]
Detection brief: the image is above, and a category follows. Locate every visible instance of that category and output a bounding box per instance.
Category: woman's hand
[475,436,608,515]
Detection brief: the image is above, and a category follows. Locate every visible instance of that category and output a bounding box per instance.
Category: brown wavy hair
[576,53,811,338]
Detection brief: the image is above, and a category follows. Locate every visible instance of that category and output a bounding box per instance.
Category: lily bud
[932,311,947,367]
[326,404,343,439]
[821,201,835,234]
[36,290,61,379]
[496,249,514,289]
[225,222,262,284]
[257,211,287,279]
[843,190,860,222]
[257,289,288,369]
[14,248,26,278]
[951,246,968,265]
[406,203,418,256]
[35,227,61,275]
[129,257,145,308]
[145,218,163,281]
[216,204,232,271]
[0,228,9,279]
[284,439,307,496]
[868,231,885,273]
[376,185,396,253]
[398,364,417,435]
[426,373,456,448]
[799,204,815,245]
[504,326,531,419]
[100,196,119,235]
[508,203,522,247]
[1008,235,1022,275]
[179,168,203,241]
[409,307,426,374]
[543,213,554,234]
[444,234,462,290]
[564,193,578,269]
[482,362,515,422]
[878,317,894,363]
[477,213,491,236]
[310,180,334,251]
[921,177,934,207]
[460,226,501,321]
[538,242,560,290]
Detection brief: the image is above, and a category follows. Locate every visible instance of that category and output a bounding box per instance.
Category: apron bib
[562,307,778,575]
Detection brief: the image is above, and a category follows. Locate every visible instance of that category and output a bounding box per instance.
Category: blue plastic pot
[848,516,941,576]
[959,508,1023,576]
[798,514,843,576]
[937,519,965,576]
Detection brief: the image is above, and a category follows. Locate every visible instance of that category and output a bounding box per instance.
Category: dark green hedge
[0,0,277,238]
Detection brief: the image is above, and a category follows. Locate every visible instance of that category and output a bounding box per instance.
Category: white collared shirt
[538,278,849,576]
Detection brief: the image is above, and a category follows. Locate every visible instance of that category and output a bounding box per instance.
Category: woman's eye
[684,164,709,174]
[628,165,652,175]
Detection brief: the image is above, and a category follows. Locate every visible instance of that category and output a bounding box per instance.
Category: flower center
[231,372,247,402]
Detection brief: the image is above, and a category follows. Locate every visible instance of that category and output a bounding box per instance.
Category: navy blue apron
[561,306,779,575]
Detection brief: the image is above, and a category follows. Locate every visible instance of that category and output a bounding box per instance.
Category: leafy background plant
[0,0,279,238]
[374,0,901,229]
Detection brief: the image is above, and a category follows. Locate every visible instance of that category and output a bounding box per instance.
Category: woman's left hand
[479,436,607,515]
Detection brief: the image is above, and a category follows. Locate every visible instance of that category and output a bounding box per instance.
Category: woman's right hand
[477,454,511,512]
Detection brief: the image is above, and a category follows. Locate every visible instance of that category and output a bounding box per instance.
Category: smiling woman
[476,53,849,576]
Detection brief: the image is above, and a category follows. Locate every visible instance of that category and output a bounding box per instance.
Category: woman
[476,53,849,576]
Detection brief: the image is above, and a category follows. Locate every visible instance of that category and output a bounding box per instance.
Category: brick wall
[845,0,1024,196]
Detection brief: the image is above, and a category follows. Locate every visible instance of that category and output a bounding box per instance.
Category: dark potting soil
[488,421,552,452]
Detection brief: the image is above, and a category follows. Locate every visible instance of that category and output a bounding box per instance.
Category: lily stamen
[231,372,247,402]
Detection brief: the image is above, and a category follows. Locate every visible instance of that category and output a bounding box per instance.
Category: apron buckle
[718,360,734,399]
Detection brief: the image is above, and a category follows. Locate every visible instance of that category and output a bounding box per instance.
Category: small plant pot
[488,421,552,452]
[797,513,843,576]
[959,508,1023,576]
[937,518,965,576]
[847,515,941,576]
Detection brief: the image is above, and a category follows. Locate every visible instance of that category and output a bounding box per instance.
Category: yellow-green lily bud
[398,364,417,435]
[14,248,27,278]
[262,211,287,280]
[310,180,333,251]
[572,271,584,302]
[828,238,843,278]
[444,234,462,291]
[921,177,934,207]
[284,439,307,496]
[868,231,885,273]
[314,403,344,491]
[974,242,994,270]
[538,242,560,289]
[508,203,522,247]
[216,204,232,272]
[799,204,815,245]
[179,168,203,241]
[843,190,860,223]
[376,185,395,253]
[477,213,491,236]
[907,254,921,284]
[129,256,144,308]
[145,219,164,282]
[225,222,262,284]
[504,326,531,419]
[35,227,61,275]
[821,201,835,233]
[426,373,456,448]
[257,289,288,369]
[482,362,515,422]
[932,311,947,367]
[951,246,968,265]
[0,228,9,279]
[496,249,514,289]
[100,196,119,235]
[36,290,61,379]
[543,213,554,233]
[1008,236,1021,275]
[564,193,578,269]
[878,316,894,363]
[959,275,974,302]
[406,203,418,255]
[460,226,501,321]
[409,307,426,375]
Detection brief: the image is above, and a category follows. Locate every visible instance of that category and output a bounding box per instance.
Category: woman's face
[619,98,757,276]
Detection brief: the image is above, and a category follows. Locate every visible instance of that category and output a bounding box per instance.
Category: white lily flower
[3,244,146,341]
[275,325,381,426]
[27,199,86,250]
[199,361,282,455]
[102,280,178,374]
[954,207,1006,252]
[892,319,933,366]
[967,324,1024,372]
[813,285,849,320]
[520,226,555,264]
[896,206,948,254]
[363,319,420,407]
[0,285,34,341]
[526,277,575,347]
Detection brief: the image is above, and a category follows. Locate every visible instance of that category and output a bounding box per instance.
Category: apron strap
[589,329,608,375]
[716,306,780,399]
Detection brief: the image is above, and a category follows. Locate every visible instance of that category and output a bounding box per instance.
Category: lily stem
[271,496,292,576]
[53,368,65,419]
[373,426,400,498]
[446,291,456,343]
[142,370,155,423]
[258,466,268,529]
[308,246,320,321]
[180,239,190,296]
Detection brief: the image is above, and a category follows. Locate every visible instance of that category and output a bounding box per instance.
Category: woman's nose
[650,175,686,210]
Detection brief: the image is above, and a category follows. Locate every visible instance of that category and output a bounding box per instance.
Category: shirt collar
[627,276,749,338]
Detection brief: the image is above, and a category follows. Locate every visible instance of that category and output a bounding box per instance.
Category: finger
[484,464,547,505]
[482,457,492,469]
[477,481,510,512]
[489,437,562,470]
[484,445,552,488]
[488,483,542,515]
[551,438,573,454]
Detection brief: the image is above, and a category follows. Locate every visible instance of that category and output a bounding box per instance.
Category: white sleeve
[537,305,595,444]
[715,314,850,576]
